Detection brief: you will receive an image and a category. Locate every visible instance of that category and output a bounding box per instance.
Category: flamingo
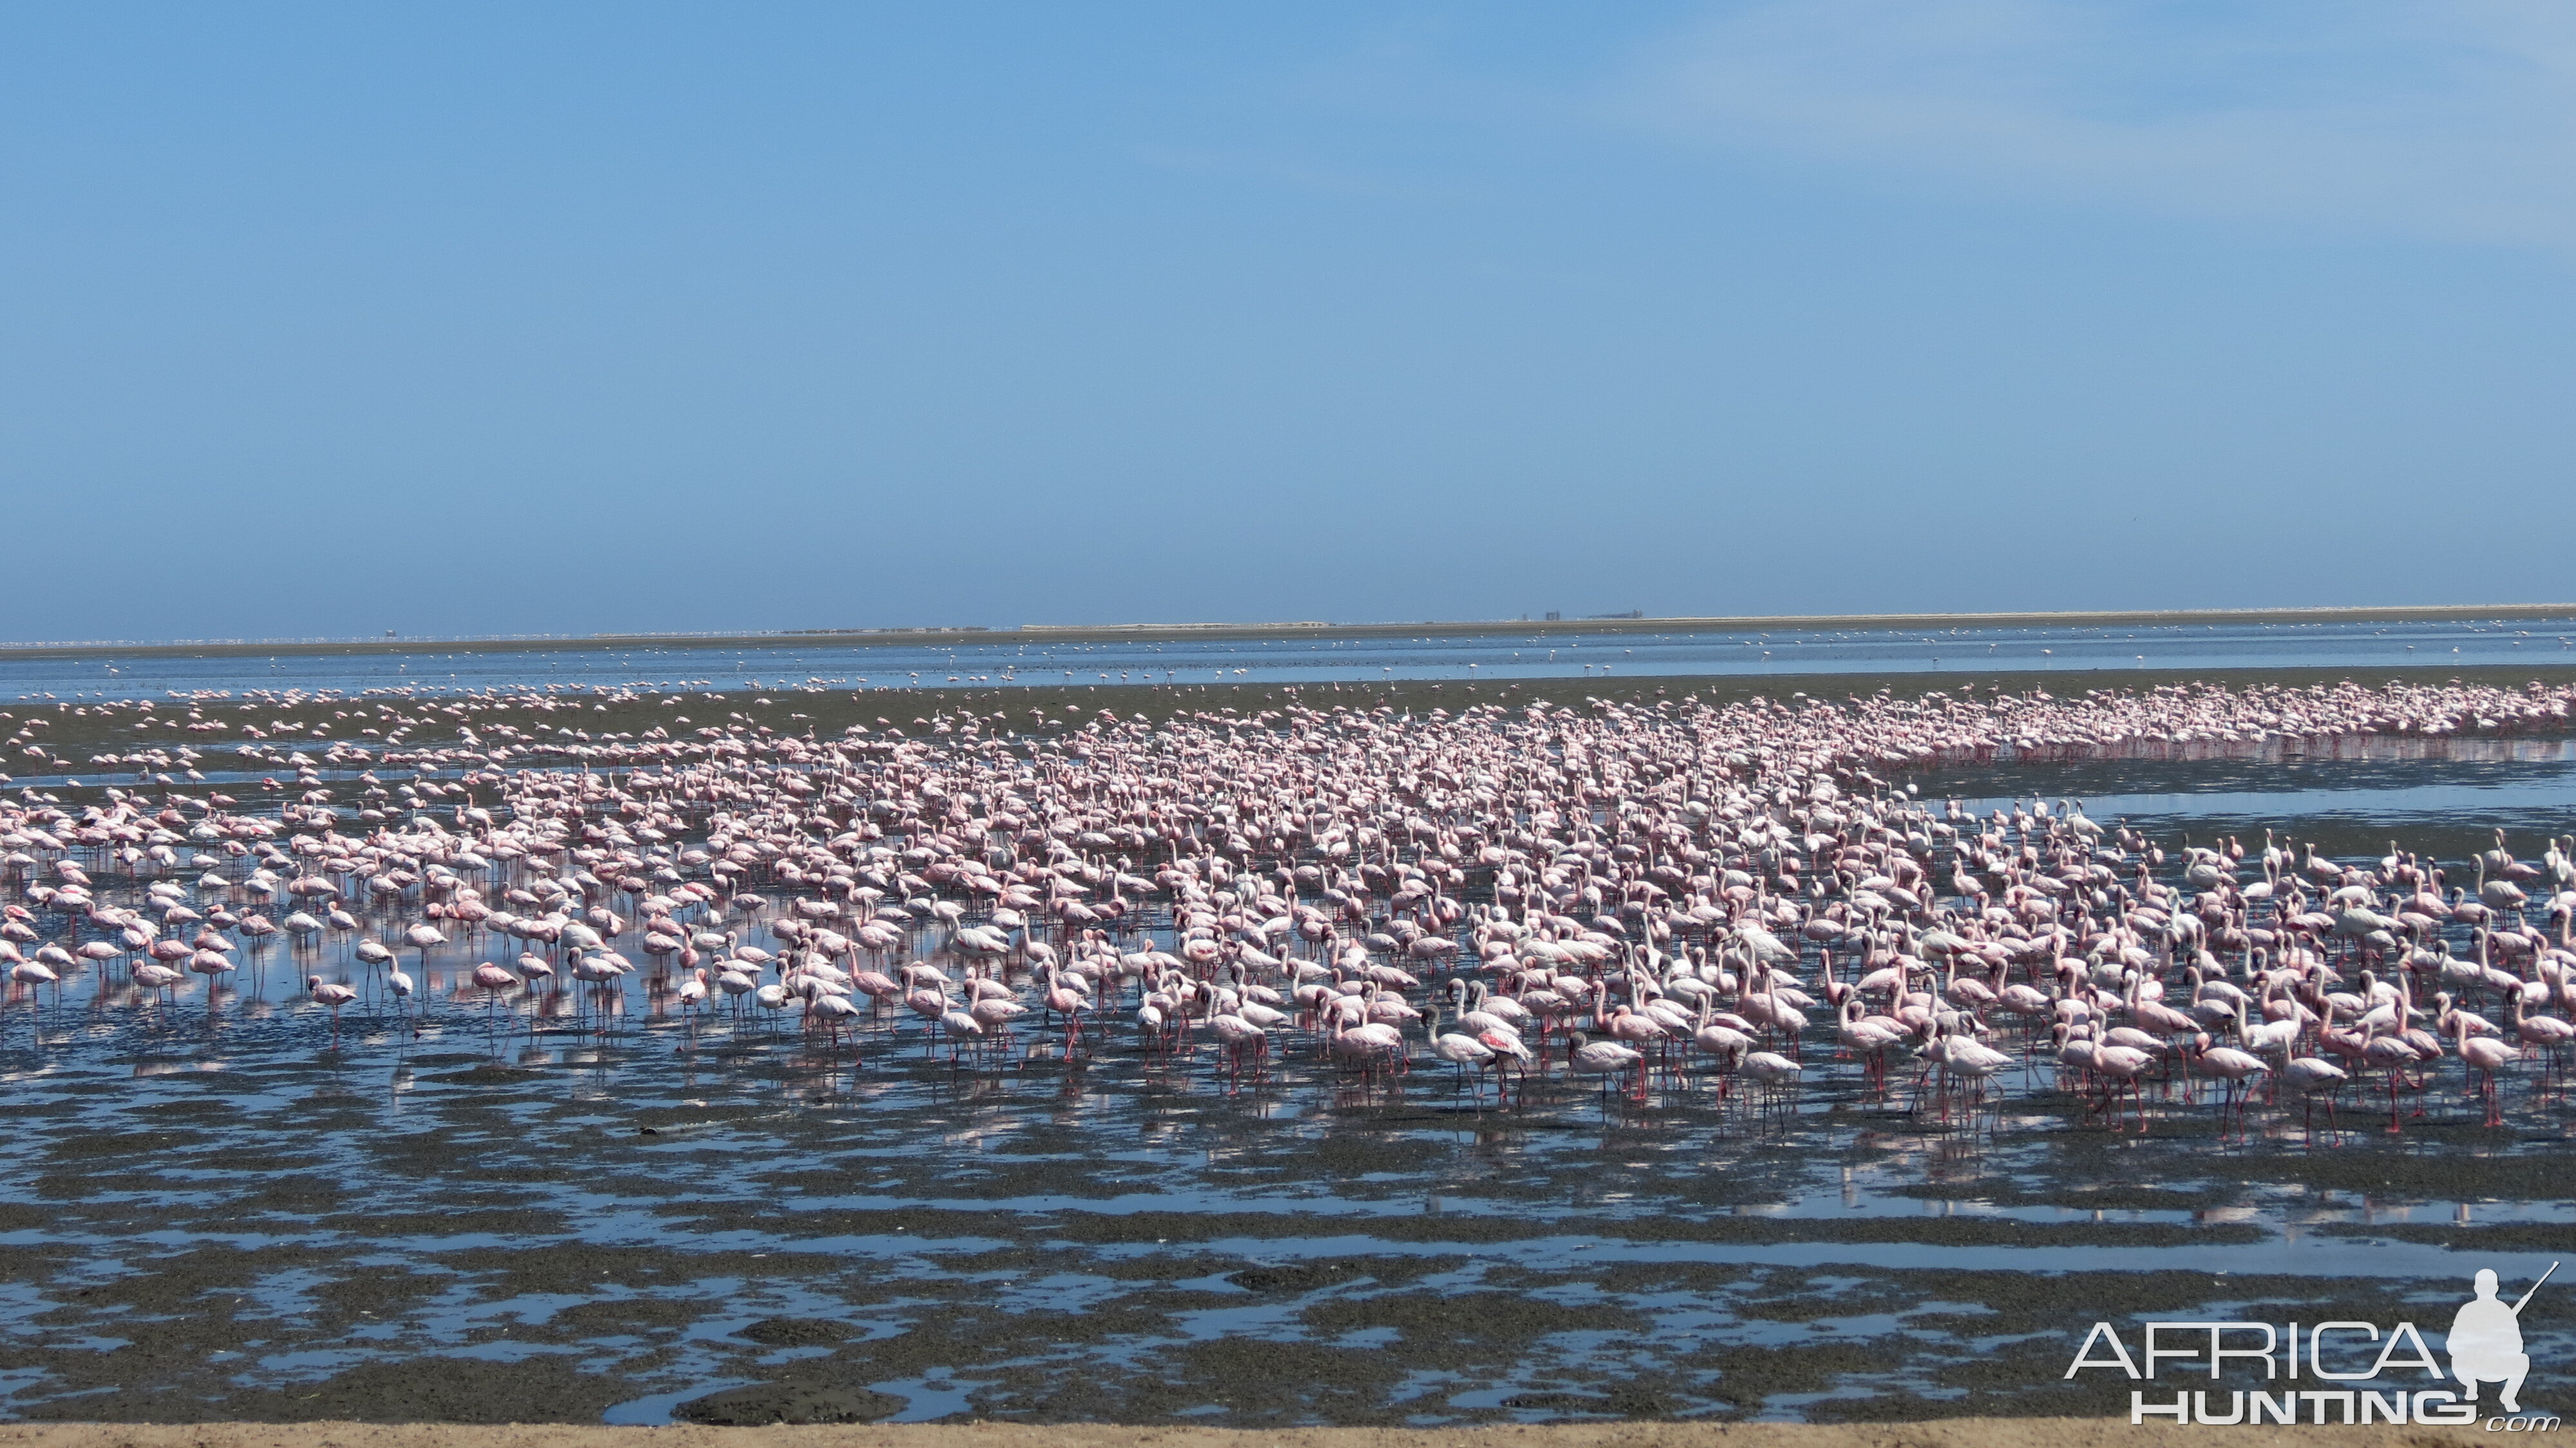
[307,975,358,1045]
[808,989,864,1051]
[1329,997,1408,1080]
[2278,1054,2351,1136]
[468,960,518,1034]
[2186,1033,2269,1132]
[1567,1031,1648,1105]
[1205,1011,1268,1083]
[1921,1018,2012,1122]
[386,962,415,1032]
[2459,1012,2523,1126]
[15,669,2576,1152]
[2089,1040,2155,1132]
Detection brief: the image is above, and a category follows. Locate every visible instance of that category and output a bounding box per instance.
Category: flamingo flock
[6,676,2576,1137]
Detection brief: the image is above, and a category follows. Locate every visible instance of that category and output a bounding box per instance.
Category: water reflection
[13,616,2576,703]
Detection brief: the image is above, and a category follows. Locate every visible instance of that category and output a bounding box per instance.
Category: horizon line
[2,601,2574,662]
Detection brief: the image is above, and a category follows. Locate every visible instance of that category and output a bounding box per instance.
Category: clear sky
[5,3,2572,642]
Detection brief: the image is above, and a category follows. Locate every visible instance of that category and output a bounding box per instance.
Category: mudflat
[0,1422,2502,1448]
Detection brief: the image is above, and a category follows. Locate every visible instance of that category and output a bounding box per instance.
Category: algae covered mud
[0,1418,2499,1448]
[4,671,2576,1427]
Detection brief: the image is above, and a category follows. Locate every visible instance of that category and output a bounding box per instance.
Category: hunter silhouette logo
[2067,1260,2558,1427]
[2453,1262,2554,1415]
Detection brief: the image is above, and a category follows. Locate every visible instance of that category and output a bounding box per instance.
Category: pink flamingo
[307,975,357,1046]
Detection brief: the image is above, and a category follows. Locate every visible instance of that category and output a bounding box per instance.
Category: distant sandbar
[5,602,2571,662]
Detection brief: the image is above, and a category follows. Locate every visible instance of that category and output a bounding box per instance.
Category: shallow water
[13,615,2576,702]
[4,750,2575,1425]
[1944,748,2576,861]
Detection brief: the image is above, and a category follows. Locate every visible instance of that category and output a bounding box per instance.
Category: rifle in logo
[2454,1261,2556,1414]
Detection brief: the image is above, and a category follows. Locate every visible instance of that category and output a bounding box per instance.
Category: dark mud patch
[14,1351,633,1424]
[1032,1208,2262,1250]
[928,1244,1051,1276]
[1034,1290,1238,1336]
[777,1313,1079,1390]
[1502,1380,1689,1418]
[1704,1339,1884,1407]
[745,1168,853,1196]
[1880,1178,2228,1212]
[427,1066,551,1087]
[423,1243,852,1297]
[674,1381,902,1425]
[1872,1266,2403,1338]
[0,1244,81,1285]
[1589,1259,1759,1295]
[73,1243,354,1314]
[1222,1260,1372,1293]
[739,1315,855,1346]
[1304,1132,1444,1178]
[1303,1290,1641,1364]
[1078,1252,1239,1282]
[30,1172,175,1202]
[541,1297,705,1339]
[2315,1221,2576,1253]
[2153,1143,2573,1198]
[1499,1391,1611,1415]
[308,1266,449,1322]
[664,1203,1005,1242]
[320,1208,566,1240]
[36,1130,206,1161]
[920,1161,1136,1201]
[1153,1337,1410,1424]
[1735,1279,1923,1323]
[227,1175,352,1215]
[584,1173,695,1199]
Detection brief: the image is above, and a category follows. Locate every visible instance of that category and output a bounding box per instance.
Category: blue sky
[4,2,2572,641]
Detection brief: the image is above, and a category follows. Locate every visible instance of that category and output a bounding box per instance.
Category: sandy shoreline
[6,600,2574,658]
[0,1423,2505,1448]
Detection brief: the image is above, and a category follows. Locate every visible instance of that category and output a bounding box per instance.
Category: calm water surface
[12,616,2576,701]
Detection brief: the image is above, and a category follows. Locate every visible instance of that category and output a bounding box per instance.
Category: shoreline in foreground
[6,600,2573,660]
[0,1419,2497,1446]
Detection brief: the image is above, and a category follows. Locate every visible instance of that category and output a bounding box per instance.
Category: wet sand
[0,1420,2502,1447]
[6,989,2570,1426]
[11,672,2576,1429]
